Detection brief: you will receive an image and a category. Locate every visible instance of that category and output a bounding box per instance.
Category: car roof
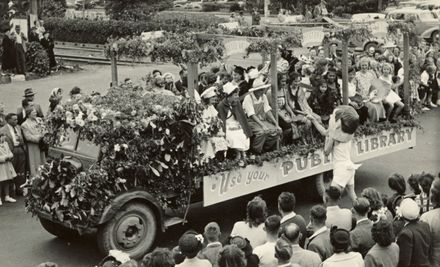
[387,8,434,14]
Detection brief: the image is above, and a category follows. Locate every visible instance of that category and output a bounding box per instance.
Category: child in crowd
[386,173,406,217]
[0,132,16,206]
[199,222,222,267]
[176,232,212,267]
[417,172,435,213]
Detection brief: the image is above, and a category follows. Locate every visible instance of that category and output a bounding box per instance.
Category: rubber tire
[97,203,157,260]
[39,217,79,240]
[431,31,440,43]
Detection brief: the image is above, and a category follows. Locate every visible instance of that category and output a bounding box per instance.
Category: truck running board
[164,216,186,228]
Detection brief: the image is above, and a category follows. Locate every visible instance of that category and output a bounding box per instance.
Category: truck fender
[98,188,165,232]
[421,27,438,39]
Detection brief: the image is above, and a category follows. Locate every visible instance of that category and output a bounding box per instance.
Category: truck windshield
[58,129,100,159]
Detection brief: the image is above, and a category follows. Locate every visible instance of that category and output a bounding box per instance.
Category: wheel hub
[115,216,146,249]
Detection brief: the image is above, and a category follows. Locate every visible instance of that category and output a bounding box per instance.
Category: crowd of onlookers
[75,171,439,267]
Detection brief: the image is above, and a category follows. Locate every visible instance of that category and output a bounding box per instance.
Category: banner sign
[224,39,251,57]
[203,127,416,206]
[302,27,325,48]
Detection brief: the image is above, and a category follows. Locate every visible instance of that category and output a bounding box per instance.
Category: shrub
[44,13,228,44]
[40,0,67,18]
[230,3,242,12]
[26,42,51,77]
[332,6,345,17]
[203,3,221,12]
[105,0,173,21]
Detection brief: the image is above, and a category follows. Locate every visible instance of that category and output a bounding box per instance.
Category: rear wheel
[39,217,79,240]
[97,202,157,259]
[431,30,440,43]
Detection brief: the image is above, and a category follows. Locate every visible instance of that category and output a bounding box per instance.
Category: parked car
[416,0,440,17]
[385,8,440,41]
[173,0,188,8]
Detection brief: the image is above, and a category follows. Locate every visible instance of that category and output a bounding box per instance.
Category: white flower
[195,234,204,244]
[122,144,128,149]
[65,111,73,119]
[114,144,121,152]
[75,115,85,127]
[72,104,80,111]
[131,110,137,116]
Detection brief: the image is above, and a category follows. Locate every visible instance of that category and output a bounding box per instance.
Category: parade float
[25,24,420,259]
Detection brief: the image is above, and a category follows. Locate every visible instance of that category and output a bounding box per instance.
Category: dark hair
[408,174,421,195]
[152,69,162,75]
[264,215,281,235]
[141,248,174,267]
[218,245,246,267]
[310,205,327,225]
[178,231,203,259]
[361,187,383,211]
[5,113,17,122]
[371,219,395,247]
[326,186,341,201]
[278,192,296,213]
[246,196,267,227]
[418,173,435,194]
[70,86,81,96]
[353,197,370,216]
[388,173,406,195]
[330,226,350,253]
[275,238,293,262]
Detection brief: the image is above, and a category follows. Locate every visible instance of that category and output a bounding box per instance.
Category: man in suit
[278,192,307,247]
[325,186,353,231]
[175,69,187,94]
[397,198,431,267]
[18,88,44,120]
[306,205,333,261]
[0,113,26,196]
[350,197,375,257]
[282,223,322,267]
[17,99,33,125]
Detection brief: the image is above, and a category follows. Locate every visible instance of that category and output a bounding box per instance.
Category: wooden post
[341,41,349,105]
[264,0,270,24]
[110,51,118,86]
[403,33,410,108]
[270,47,279,149]
[187,62,198,99]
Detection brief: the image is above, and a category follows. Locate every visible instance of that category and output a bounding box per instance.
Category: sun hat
[399,198,420,221]
[200,87,217,99]
[23,88,36,97]
[248,68,260,80]
[249,77,271,92]
[223,82,238,96]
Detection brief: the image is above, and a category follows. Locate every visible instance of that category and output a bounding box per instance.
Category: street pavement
[0,64,439,267]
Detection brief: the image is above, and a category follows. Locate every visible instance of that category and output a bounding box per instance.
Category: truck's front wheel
[97,203,157,259]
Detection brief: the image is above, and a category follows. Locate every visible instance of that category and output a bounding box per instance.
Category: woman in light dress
[0,132,17,206]
[22,108,46,177]
[378,63,404,122]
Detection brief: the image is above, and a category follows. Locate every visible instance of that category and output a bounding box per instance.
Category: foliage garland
[387,20,420,47]
[329,25,372,43]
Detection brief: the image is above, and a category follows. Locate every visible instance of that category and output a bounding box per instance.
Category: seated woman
[307,79,337,123]
[242,78,282,154]
[355,58,386,122]
[231,66,251,99]
[379,63,404,123]
[267,73,300,144]
[199,87,228,163]
[325,67,342,106]
[217,82,252,165]
[347,67,368,124]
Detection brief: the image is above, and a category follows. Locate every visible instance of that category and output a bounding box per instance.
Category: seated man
[242,78,281,154]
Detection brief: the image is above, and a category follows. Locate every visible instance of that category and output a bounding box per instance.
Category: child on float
[199,87,228,163]
[217,82,252,166]
[0,132,17,206]
[378,63,404,123]
[309,105,360,202]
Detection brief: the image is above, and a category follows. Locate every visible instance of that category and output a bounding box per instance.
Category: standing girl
[0,132,17,205]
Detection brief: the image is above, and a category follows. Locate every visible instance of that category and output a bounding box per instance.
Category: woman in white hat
[199,87,228,163]
[217,83,251,165]
[242,77,281,154]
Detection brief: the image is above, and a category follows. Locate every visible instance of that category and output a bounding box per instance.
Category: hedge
[45,13,228,44]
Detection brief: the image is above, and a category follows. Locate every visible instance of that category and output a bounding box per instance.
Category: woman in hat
[199,87,228,163]
[40,31,56,68]
[217,82,251,165]
[242,78,281,154]
[321,227,363,267]
[21,108,46,177]
[176,232,211,267]
[421,178,440,266]
[396,198,431,267]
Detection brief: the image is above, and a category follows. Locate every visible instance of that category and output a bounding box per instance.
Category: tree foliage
[40,0,67,18]
[105,0,172,21]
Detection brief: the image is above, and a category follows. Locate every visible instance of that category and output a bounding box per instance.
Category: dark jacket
[397,220,431,267]
[350,219,375,258]
[306,228,333,261]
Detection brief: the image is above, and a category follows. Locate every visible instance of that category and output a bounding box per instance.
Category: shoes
[4,196,16,203]
[422,107,431,111]
[429,102,438,108]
